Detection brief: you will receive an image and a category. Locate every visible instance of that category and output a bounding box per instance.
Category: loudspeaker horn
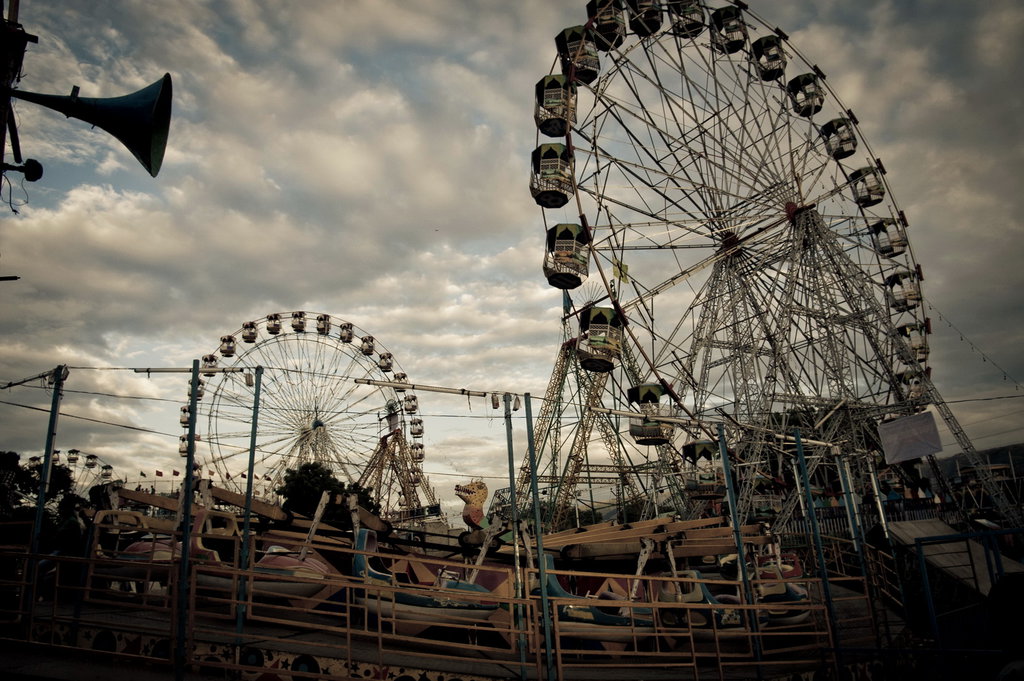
[10,73,172,177]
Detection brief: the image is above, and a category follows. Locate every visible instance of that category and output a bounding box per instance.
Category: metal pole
[524,393,555,681]
[915,538,941,645]
[837,454,866,574]
[794,430,839,651]
[25,366,67,618]
[866,455,892,542]
[235,366,263,638]
[716,423,762,669]
[30,365,67,557]
[175,360,201,681]
[503,393,527,681]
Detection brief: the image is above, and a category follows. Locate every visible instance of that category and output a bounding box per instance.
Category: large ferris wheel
[189,312,438,520]
[524,1,1019,529]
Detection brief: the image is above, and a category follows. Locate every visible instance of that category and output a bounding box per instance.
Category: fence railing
[0,516,849,681]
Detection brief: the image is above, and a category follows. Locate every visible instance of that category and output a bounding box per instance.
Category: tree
[0,452,86,551]
[275,461,380,525]
[0,451,21,519]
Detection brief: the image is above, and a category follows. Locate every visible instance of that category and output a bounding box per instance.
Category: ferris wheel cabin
[219,335,236,357]
[751,35,786,81]
[871,218,908,257]
[627,0,664,37]
[787,73,825,117]
[898,321,932,363]
[627,382,676,446]
[556,26,600,84]
[201,354,218,377]
[885,269,922,312]
[710,6,747,54]
[393,372,407,391]
[543,223,591,290]
[360,336,375,355]
[531,143,574,209]
[850,166,886,207]
[899,366,931,401]
[667,0,706,38]
[821,117,858,160]
[534,75,576,138]
[587,0,626,51]
[577,306,623,373]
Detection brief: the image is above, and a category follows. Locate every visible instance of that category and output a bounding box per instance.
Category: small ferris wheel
[189,312,438,519]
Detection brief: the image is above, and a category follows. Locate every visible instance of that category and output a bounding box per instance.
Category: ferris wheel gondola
[61,449,120,496]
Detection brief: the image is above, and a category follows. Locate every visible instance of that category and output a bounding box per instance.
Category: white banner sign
[877,411,942,465]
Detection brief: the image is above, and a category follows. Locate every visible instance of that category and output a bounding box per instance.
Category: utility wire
[0,398,177,438]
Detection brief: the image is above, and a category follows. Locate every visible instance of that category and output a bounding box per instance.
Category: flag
[172,470,180,476]
[156,470,164,477]
[140,471,147,478]
[613,258,629,283]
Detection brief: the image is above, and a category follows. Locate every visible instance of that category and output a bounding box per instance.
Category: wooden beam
[207,485,289,520]
[115,487,180,512]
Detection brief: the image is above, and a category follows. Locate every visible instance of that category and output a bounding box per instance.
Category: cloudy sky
[1,1,1022,508]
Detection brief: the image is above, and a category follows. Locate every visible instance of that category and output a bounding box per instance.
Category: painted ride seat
[534,554,653,628]
[121,536,177,562]
[756,552,803,579]
[119,509,222,564]
[215,545,334,599]
[256,546,331,579]
[92,510,151,556]
[755,564,809,625]
[91,510,174,566]
[658,569,754,629]
[352,529,496,612]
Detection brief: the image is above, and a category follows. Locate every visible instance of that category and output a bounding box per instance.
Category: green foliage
[20,462,75,501]
[0,452,87,552]
[576,506,605,526]
[275,461,380,524]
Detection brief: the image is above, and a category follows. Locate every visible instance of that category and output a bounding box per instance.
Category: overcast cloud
[1,1,1021,509]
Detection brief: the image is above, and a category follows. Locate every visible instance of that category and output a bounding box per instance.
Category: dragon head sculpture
[455,480,489,530]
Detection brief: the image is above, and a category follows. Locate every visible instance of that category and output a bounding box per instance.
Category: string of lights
[925,299,1021,391]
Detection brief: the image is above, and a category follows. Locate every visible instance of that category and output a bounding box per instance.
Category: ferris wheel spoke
[645,51,783,207]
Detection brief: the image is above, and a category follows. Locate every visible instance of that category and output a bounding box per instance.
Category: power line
[0,398,178,438]
[12,382,186,404]
[945,394,1024,404]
